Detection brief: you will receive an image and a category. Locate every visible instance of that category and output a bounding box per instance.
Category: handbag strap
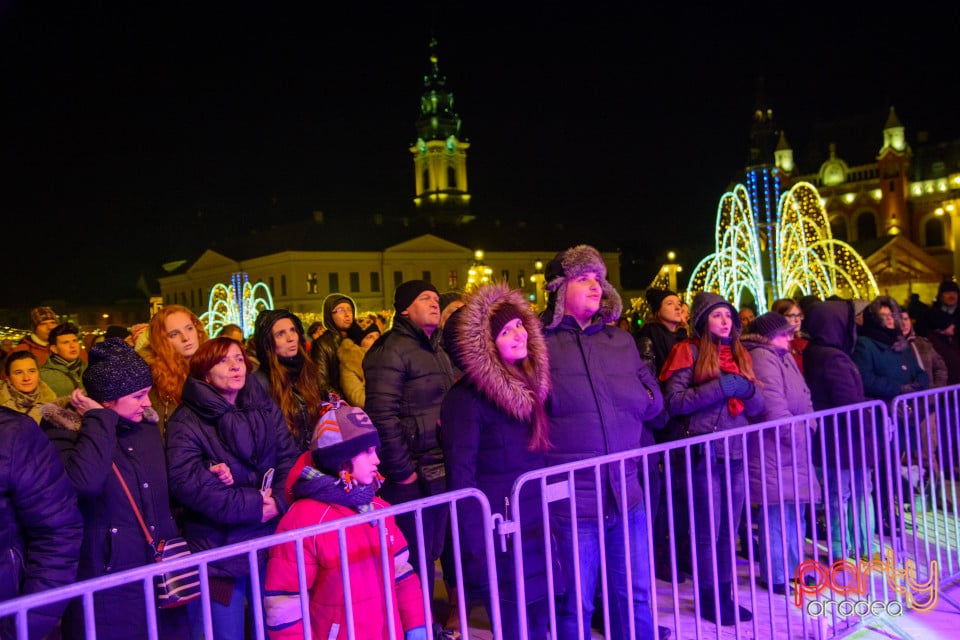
[111,463,156,548]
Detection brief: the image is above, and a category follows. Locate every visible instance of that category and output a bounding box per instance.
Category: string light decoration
[688,182,878,311]
[199,272,274,339]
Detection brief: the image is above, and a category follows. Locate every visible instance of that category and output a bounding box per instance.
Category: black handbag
[113,464,201,608]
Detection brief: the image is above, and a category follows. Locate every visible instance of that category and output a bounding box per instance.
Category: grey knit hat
[83,338,154,403]
[543,245,622,329]
[690,291,741,339]
[751,311,793,339]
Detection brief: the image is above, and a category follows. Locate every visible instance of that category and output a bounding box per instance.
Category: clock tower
[409,39,473,223]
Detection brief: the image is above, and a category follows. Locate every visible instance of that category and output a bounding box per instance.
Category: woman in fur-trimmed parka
[440,283,551,639]
[742,312,820,593]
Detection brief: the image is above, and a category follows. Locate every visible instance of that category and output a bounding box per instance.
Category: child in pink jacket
[265,401,427,639]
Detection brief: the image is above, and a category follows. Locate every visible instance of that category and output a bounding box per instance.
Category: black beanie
[645,288,676,314]
[938,280,960,297]
[489,302,522,338]
[83,338,154,403]
[347,322,380,345]
[394,280,439,312]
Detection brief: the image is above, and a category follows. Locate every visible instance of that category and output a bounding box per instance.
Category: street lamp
[466,249,493,291]
[529,259,545,311]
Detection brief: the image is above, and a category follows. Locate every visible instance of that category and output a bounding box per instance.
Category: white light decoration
[200,272,274,339]
[687,182,879,311]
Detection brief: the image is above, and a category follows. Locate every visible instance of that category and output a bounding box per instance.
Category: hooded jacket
[0,407,82,640]
[853,299,929,402]
[741,331,820,504]
[165,375,300,578]
[310,294,358,397]
[362,315,454,482]
[439,284,550,601]
[802,300,873,469]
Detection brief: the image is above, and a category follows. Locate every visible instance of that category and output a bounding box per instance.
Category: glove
[719,373,754,398]
[405,626,428,640]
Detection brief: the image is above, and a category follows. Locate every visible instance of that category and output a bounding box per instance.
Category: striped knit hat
[309,400,381,474]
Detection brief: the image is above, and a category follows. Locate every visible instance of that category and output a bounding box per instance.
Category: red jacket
[265,496,426,639]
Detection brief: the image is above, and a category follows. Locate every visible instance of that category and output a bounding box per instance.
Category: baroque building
[735,90,957,304]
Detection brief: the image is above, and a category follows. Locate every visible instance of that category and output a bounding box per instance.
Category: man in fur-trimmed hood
[541,244,622,330]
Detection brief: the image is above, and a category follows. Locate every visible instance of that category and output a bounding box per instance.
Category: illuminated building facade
[734,94,956,304]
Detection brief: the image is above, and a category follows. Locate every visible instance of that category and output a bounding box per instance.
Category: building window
[421,271,431,283]
[393,271,403,289]
[925,217,945,247]
[281,275,287,296]
[349,272,360,292]
[329,273,339,292]
[190,290,195,308]
[306,273,318,294]
[518,269,526,288]
[448,270,458,289]
[501,269,509,284]
[269,277,275,294]
[447,166,457,189]
[422,169,430,193]
[370,272,381,292]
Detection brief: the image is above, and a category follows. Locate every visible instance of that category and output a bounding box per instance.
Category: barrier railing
[3,388,960,640]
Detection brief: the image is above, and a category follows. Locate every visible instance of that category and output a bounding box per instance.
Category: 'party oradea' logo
[794,548,938,617]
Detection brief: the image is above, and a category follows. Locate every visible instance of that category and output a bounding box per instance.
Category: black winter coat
[543,315,663,520]
[165,376,300,578]
[0,407,82,640]
[41,406,188,640]
[363,315,454,482]
[802,300,874,470]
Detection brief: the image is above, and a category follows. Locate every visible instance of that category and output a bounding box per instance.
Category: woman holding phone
[165,337,300,639]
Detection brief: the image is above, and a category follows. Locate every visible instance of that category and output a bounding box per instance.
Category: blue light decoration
[199,272,274,339]
[687,182,878,312]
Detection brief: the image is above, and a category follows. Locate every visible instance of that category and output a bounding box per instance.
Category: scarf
[49,353,84,385]
[7,384,42,412]
[293,464,382,512]
[659,338,745,417]
[277,353,304,381]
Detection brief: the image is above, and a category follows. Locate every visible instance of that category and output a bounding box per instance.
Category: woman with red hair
[138,305,208,439]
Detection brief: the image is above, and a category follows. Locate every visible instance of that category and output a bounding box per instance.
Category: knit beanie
[751,311,793,339]
[310,400,381,475]
[347,322,380,345]
[253,309,304,365]
[30,306,57,329]
[542,244,622,329]
[690,291,740,338]
[83,337,154,403]
[645,288,676,314]
[489,302,522,338]
[394,280,439,313]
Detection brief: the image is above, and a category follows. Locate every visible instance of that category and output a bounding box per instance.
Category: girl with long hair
[251,309,325,452]
[660,291,765,626]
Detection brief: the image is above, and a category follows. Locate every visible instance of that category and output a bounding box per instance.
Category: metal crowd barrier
[3,387,960,640]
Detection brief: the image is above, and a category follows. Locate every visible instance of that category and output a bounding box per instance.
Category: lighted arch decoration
[688,182,878,312]
[199,272,274,339]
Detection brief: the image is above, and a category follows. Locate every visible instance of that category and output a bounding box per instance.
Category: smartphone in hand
[260,468,275,495]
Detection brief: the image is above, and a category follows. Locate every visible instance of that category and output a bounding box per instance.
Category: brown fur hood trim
[455,283,550,422]
[40,401,159,431]
[543,244,622,329]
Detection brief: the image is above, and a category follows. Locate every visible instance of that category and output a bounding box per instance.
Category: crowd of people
[2,259,959,640]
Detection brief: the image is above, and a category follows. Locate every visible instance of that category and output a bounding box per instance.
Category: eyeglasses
[785,313,804,320]
[331,308,352,315]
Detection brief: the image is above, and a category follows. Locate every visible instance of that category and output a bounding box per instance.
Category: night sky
[2,2,958,304]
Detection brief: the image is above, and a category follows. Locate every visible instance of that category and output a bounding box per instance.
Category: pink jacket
[265,496,426,639]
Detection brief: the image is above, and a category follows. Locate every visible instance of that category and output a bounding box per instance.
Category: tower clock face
[446,136,456,152]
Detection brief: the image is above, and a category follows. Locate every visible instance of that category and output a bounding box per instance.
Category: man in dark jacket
[363,279,455,611]
[310,293,357,396]
[0,406,83,640]
[540,245,665,640]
